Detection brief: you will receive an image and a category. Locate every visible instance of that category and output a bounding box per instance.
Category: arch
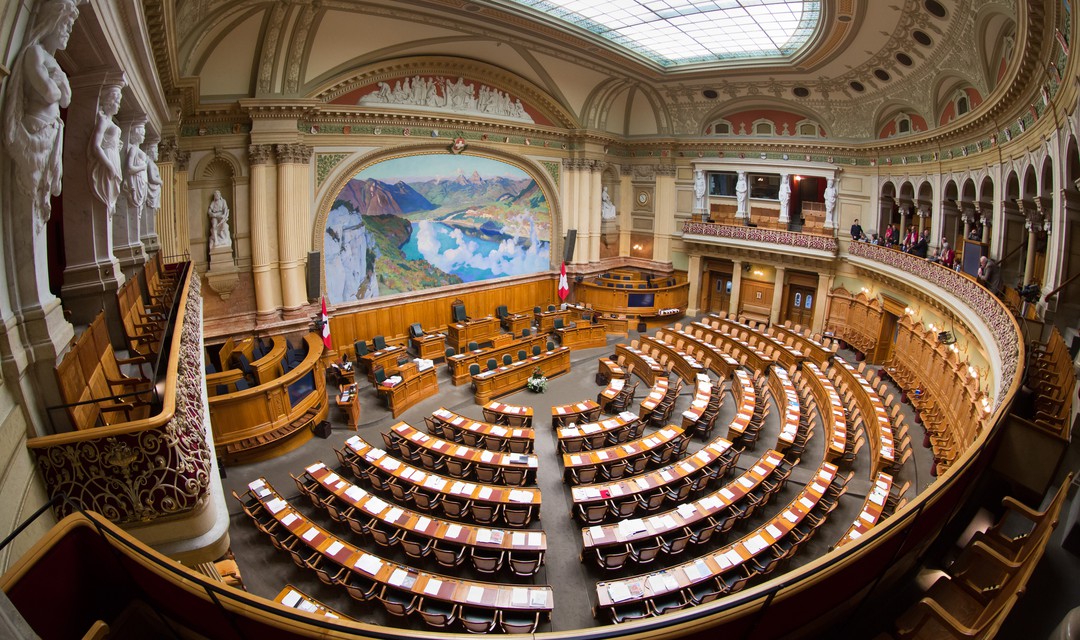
[313,144,563,304]
[192,150,244,182]
[1066,135,1080,189]
[874,101,929,138]
[974,5,1017,89]
[701,97,829,137]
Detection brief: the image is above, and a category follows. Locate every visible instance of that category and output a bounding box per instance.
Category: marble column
[1023,220,1039,286]
[686,253,702,316]
[275,143,312,313]
[249,144,282,319]
[155,138,177,259]
[899,205,909,237]
[173,150,191,259]
[653,165,676,263]
[61,70,126,341]
[561,159,582,263]
[729,260,742,317]
[811,274,832,335]
[769,266,786,326]
[618,167,632,257]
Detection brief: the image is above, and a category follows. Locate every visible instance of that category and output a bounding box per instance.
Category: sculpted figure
[88,83,125,217]
[778,174,791,221]
[824,178,837,217]
[124,122,149,211]
[3,0,79,233]
[736,171,748,214]
[600,185,617,221]
[145,141,162,211]
[207,189,232,249]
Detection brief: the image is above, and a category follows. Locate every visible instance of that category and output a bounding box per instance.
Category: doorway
[708,272,733,314]
[785,284,815,327]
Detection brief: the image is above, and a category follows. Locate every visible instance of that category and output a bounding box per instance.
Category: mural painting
[324,153,551,303]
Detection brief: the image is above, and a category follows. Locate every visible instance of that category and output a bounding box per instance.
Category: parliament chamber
[0,1,1079,640]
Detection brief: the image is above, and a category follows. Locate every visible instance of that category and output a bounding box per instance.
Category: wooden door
[708,272,732,313]
[785,285,815,327]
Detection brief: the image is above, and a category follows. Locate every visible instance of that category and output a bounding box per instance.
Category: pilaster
[250,144,282,320]
[275,143,312,312]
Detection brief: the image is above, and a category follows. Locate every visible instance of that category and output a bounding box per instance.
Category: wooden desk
[680,376,716,428]
[377,362,439,418]
[274,584,352,620]
[597,378,627,412]
[391,422,538,484]
[772,323,835,366]
[556,324,607,350]
[832,357,896,476]
[641,335,707,381]
[247,478,553,615]
[410,332,447,361]
[708,314,806,370]
[446,316,500,352]
[362,344,408,383]
[500,311,533,337]
[430,408,535,453]
[337,383,360,430]
[598,357,627,382]
[692,321,775,374]
[804,362,848,462]
[571,438,733,508]
[305,462,547,553]
[345,436,541,518]
[835,472,893,548]
[447,334,548,385]
[769,366,801,451]
[472,347,572,405]
[562,426,685,481]
[615,344,665,386]
[594,462,837,610]
[582,450,782,550]
[598,315,631,336]
[481,401,534,428]
[726,370,756,441]
[639,377,671,420]
[535,309,571,333]
[552,400,601,427]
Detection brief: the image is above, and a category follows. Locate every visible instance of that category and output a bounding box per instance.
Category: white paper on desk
[463,483,477,494]
[860,511,876,523]
[702,496,722,511]
[725,550,743,566]
[528,532,541,547]
[766,524,782,539]
[344,486,364,501]
[570,455,582,465]
[412,470,428,483]
[302,527,319,542]
[305,463,324,474]
[677,503,697,518]
[511,587,529,606]
[660,470,674,482]
[256,487,272,498]
[738,477,754,489]
[282,512,299,526]
[478,487,493,499]
[281,590,301,607]
[385,508,403,523]
[596,450,610,460]
[509,490,532,503]
[424,579,443,596]
[388,569,408,587]
[445,524,462,539]
[528,457,538,468]
[450,482,465,495]
[365,497,387,513]
[683,562,702,581]
[481,451,494,462]
[746,535,767,553]
[492,426,508,436]
[467,586,486,604]
[324,472,339,484]
[381,458,400,471]
[355,553,382,576]
[647,574,666,593]
[719,488,736,500]
[512,532,526,546]
[635,477,650,490]
[476,529,492,543]
[425,476,446,491]
[266,498,287,514]
[799,497,815,509]
[416,516,431,532]
[607,582,633,603]
[582,423,600,434]
[663,515,678,529]
[583,487,601,498]
[783,510,798,523]
[811,482,827,494]
[869,492,885,506]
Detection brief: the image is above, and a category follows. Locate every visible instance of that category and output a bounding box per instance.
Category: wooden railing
[26,266,214,525]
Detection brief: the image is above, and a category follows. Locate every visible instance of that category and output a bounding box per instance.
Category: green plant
[526,367,548,393]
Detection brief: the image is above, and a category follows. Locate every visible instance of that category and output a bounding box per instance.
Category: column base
[206,248,240,300]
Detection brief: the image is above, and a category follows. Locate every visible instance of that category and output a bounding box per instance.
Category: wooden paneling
[329,277,557,359]
[825,287,882,357]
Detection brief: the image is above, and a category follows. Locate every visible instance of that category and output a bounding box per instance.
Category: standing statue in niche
[124,122,149,213]
[600,185,617,220]
[824,178,837,227]
[145,142,162,211]
[3,0,80,234]
[693,169,707,213]
[778,174,791,222]
[207,190,232,249]
[736,171,748,216]
[88,82,125,217]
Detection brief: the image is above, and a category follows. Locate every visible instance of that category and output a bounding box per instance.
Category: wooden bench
[117,276,166,358]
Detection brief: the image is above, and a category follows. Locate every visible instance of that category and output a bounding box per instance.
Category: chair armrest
[999,495,1046,522]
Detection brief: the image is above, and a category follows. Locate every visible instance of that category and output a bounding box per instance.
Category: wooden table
[680,376,716,428]
[472,347,571,404]
[274,584,352,620]
[447,334,549,385]
[336,383,360,430]
[833,357,896,476]
[726,370,756,441]
[659,328,740,379]
[556,324,607,350]
[446,316,500,352]
[615,344,665,386]
[582,450,783,550]
[772,324,834,366]
[562,426,685,481]
[378,362,439,418]
[247,477,553,615]
[411,332,447,361]
[391,422,538,483]
[500,311,533,337]
[598,377,626,412]
[306,462,547,553]
[557,412,640,452]
[598,357,627,382]
[571,438,733,508]
[804,362,847,462]
[535,309,571,333]
[708,314,806,370]
[769,366,801,450]
[641,335,706,381]
[692,321,775,374]
[362,344,408,382]
[481,401,533,428]
[835,472,893,547]
[639,377,670,414]
[597,315,631,336]
[595,462,837,609]
[430,407,535,453]
[345,436,541,518]
[551,400,601,427]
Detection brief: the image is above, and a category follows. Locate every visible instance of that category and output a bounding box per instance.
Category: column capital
[275,143,312,165]
[249,144,276,166]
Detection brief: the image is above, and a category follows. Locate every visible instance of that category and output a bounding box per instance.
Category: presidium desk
[471,346,571,404]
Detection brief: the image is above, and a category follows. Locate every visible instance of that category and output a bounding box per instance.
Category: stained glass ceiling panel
[503,0,820,67]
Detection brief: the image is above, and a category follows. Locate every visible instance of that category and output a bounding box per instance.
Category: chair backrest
[532,345,541,356]
[451,302,467,323]
[533,306,541,314]
[496,305,508,318]
[445,347,455,358]
[373,335,387,351]
[408,323,423,338]
[547,340,555,350]
[602,547,631,569]
[522,328,531,337]
[554,318,564,329]
[548,304,556,312]
[487,358,498,371]
[468,363,480,376]
[374,367,387,383]
[355,339,368,357]
[503,354,513,365]
[518,350,527,361]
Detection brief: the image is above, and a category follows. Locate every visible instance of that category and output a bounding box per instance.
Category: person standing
[850,218,865,241]
[978,255,1003,295]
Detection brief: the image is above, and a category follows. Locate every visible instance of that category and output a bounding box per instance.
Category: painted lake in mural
[323,154,551,304]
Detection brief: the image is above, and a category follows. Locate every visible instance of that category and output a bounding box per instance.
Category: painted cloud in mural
[324,154,551,304]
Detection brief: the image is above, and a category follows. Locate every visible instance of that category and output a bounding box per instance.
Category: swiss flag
[557,262,569,300]
[320,297,332,349]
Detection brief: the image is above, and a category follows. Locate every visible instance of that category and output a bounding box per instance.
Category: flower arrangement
[525,367,548,393]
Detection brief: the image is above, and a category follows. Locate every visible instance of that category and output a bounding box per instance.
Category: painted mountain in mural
[324,154,551,304]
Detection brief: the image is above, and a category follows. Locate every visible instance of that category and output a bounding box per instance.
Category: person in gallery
[977,255,1003,296]
[850,218,865,241]
[910,229,930,258]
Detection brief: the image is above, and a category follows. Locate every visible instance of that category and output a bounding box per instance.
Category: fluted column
[618,166,632,256]
[575,160,592,264]
[250,144,282,318]
[686,253,702,316]
[653,165,676,263]
[770,266,786,325]
[276,143,312,311]
[588,162,603,263]
[729,260,742,317]
[155,139,177,258]
[561,159,581,263]
[173,150,191,258]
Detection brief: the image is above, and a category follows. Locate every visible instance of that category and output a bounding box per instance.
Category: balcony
[681,220,838,260]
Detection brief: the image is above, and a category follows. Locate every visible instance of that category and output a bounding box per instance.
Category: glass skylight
[505,0,821,67]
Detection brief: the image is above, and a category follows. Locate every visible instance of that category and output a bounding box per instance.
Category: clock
[637,191,650,206]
